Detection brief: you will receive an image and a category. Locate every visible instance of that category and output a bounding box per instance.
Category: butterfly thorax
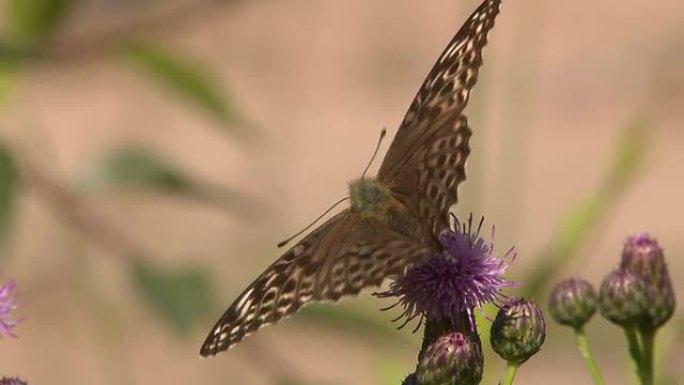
[349,178,393,218]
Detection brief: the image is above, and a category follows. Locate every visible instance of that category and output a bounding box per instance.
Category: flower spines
[0,278,20,338]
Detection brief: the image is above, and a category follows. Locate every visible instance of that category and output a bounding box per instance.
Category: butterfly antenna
[361,127,388,179]
[277,197,350,248]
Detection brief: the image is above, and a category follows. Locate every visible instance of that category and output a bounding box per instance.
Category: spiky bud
[0,377,27,385]
[599,269,648,327]
[416,332,483,385]
[548,278,598,328]
[490,299,546,364]
[620,233,675,328]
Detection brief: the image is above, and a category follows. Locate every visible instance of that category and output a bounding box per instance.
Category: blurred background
[0,0,682,384]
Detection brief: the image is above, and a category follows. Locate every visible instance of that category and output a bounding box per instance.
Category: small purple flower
[0,278,21,338]
[376,215,517,328]
[0,377,27,385]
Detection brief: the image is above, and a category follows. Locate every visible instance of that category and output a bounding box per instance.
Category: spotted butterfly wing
[200,210,433,356]
[382,115,472,236]
[200,0,501,356]
[379,0,500,235]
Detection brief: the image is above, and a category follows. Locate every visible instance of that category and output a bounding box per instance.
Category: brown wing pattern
[200,210,434,356]
[379,0,500,179]
[391,115,471,236]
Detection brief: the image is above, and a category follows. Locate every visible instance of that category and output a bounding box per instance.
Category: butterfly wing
[200,0,502,357]
[200,209,434,356]
[379,0,501,233]
[389,115,471,235]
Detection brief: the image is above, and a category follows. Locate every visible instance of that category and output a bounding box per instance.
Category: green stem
[639,327,656,385]
[574,327,606,385]
[500,361,519,385]
[624,327,645,384]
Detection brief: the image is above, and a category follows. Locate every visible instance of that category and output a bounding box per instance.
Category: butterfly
[200,0,501,356]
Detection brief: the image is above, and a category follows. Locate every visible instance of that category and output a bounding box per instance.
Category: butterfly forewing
[392,115,471,235]
[200,210,433,356]
[379,0,500,179]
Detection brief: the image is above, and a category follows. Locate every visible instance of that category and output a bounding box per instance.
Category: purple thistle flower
[376,215,517,329]
[0,377,27,385]
[0,278,21,338]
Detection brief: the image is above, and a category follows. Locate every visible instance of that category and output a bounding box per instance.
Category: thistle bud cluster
[596,233,675,330]
[549,232,676,385]
[550,233,675,332]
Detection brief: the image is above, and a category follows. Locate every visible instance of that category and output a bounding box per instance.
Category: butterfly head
[349,178,392,217]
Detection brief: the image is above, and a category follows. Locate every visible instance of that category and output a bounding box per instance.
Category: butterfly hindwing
[200,210,433,356]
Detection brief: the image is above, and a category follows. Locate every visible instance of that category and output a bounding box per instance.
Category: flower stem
[639,327,656,385]
[574,327,606,385]
[624,327,645,384]
[500,361,519,385]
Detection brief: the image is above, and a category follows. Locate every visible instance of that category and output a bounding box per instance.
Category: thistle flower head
[0,377,27,385]
[620,232,675,328]
[490,298,546,364]
[416,332,483,385]
[376,215,517,328]
[548,278,598,328]
[599,269,648,327]
[0,278,21,338]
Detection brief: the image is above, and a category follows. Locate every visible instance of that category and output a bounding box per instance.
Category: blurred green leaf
[297,303,415,345]
[83,146,193,193]
[523,120,650,297]
[0,62,19,107]
[82,145,262,219]
[377,362,411,385]
[0,144,19,252]
[606,120,648,189]
[7,0,73,46]
[554,196,603,258]
[123,41,241,129]
[131,258,218,334]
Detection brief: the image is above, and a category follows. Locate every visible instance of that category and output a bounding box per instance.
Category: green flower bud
[599,269,648,327]
[416,332,483,385]
[549,278,598,328]
[490,299,546,364]
[621,233,675,328]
